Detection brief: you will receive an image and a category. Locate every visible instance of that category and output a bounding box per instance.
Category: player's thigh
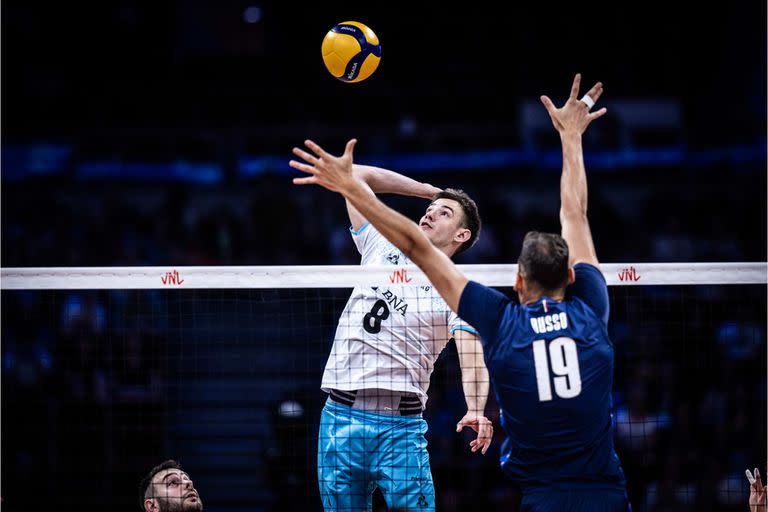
[317,403,373,510]
[521,490,630,512]
[376,417,435,511]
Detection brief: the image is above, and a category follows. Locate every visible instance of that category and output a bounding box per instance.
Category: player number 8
[363,299,390,334]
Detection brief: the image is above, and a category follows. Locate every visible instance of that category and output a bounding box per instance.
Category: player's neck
[437,243,457,259]
[521,290,566,305]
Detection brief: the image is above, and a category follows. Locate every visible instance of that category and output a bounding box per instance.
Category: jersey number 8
[363,299,390,334]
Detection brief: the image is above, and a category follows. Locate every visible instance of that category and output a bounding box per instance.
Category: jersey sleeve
[350,222,373,254]
[457,280,511,348]
[448,310,479,337]
[350,223,387,264]
[566,263,610,326]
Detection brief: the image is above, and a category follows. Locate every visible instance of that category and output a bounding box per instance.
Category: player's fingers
[592,83,604,103]
[289,160,318,175]
[292,147,318,164]
[344,138,357,158]
[569,73,582,100]
[747,469,756,485]
[584,82,603,104]
[292,176,318,186]
[540,95,557,115]
[588,107,608,121]
[304,139,329,160]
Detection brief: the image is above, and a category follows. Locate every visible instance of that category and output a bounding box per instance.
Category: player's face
[147,469,203,512]
[419,198,468,250]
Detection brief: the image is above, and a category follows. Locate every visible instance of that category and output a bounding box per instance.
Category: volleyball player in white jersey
[291,143,492,512]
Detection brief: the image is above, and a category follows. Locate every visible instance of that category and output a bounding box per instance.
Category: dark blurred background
[2,1,766,511]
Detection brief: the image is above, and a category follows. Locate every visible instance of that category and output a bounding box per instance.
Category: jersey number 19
[532,337,582,401]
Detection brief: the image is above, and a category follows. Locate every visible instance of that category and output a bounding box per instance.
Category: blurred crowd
[2,162,764,269]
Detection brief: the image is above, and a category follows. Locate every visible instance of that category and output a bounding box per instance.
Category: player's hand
[746,468,766,511]
[540,73,607,137]
[290,139,358,193]
[456,413,493,455]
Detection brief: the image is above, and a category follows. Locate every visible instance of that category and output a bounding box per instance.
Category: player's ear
[514,271,524,292]
[144,498,157,512]
[454,228,470,244]
[567,268,576,285]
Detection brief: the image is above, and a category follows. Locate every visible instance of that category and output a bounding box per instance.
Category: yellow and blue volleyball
[321,21,381,83]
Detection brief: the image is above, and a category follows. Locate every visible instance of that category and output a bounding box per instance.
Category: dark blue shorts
[520,488,630,512]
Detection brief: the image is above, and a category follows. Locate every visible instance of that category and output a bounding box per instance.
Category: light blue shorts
[317,399,435,511]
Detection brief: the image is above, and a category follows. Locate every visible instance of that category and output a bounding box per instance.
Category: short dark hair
[139,459,182,510]
[518,231,570,291]
[432,188,481,255]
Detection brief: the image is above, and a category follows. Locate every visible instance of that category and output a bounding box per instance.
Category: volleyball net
[2,263,765,511]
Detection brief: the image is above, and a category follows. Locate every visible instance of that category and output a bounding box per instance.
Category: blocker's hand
[540,73,607,137]
[290,139,358,194]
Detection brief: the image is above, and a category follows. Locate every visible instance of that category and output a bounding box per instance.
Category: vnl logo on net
[389,268,413,284]
[617,266,641,282]
[161,270,185,285]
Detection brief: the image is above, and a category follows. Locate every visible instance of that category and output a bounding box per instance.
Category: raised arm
[354,164,440,199]
[347,165,441,230]
[540,74,606,267]
[290,139,469,311]
[293,144,440,231]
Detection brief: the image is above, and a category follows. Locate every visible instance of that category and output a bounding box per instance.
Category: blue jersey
[459,263,626,492]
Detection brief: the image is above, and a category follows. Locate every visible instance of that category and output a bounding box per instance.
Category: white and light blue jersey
[321,224,477,408]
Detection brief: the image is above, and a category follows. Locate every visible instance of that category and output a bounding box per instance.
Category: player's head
[140,460,203,512]
[419,189,481,257]
[515,231,575,300]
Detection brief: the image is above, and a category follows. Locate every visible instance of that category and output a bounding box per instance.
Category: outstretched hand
[456,413,493,455]
[290,139,358,193]
[540,73,607,137]
[747,468,766,511]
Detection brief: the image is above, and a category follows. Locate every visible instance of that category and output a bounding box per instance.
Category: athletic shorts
[317,398,435,511]
[520,488,630,512]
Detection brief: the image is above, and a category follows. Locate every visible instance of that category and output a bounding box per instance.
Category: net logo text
[617,266,641,282]
[161,270,185,285]
[389,268,413,284]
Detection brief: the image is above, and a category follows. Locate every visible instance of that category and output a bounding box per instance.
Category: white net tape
[1,262,765,289]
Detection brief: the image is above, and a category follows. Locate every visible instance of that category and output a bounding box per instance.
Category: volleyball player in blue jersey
[290,74,631,511]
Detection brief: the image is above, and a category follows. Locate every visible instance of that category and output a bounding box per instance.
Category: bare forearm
[462,366,490,416]
[354,164,440,199]
[559,133,588,219]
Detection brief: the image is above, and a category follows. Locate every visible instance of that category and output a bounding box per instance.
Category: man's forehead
[153,469,189,483]
[429,198,460,210]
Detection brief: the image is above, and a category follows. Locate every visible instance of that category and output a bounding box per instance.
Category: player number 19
[532,337,582,401]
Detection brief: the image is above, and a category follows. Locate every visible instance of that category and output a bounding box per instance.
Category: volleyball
[321,21,381,83]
